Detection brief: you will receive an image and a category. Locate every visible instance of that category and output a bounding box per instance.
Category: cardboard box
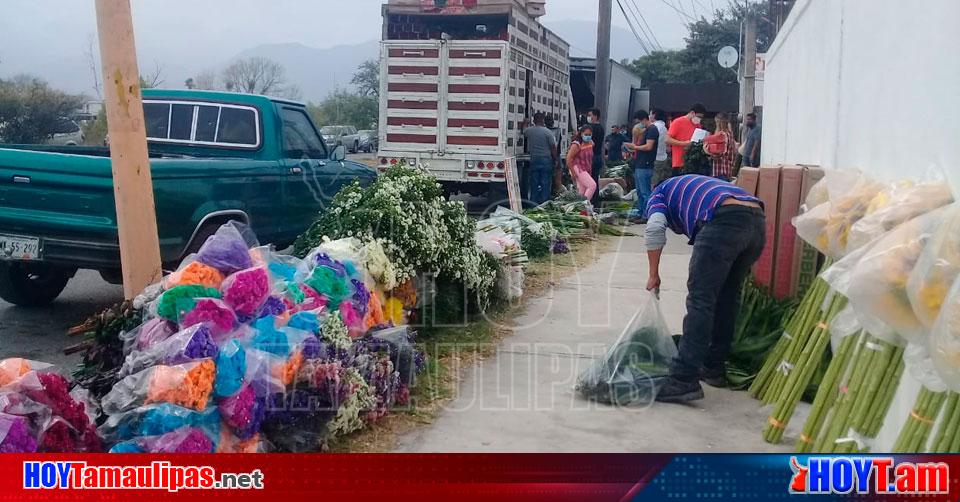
[772,166,807,298]
[790,166,825,297]
[735,167,760,195]
[752,166,781,288]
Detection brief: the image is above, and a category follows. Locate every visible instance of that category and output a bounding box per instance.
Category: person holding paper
[665,103,707,177]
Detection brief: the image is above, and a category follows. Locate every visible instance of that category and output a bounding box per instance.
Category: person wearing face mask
[666,103,707,176]
[585,108,605,205]
[623,110,659,223]
[565,125,598,202]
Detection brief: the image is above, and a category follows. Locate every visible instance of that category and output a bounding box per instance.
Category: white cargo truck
[377,0,573,196]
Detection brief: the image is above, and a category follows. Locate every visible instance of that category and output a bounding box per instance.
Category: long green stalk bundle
[893,387,948,453]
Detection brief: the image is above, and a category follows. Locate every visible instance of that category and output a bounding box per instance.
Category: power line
[626,0,663,50]
[658,0,696,23]
[615,0,651,55]
[631,0,664,49]
[619,0,658,51]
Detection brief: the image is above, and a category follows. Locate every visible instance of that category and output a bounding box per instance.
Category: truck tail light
[467,172,479,177]
[379,157,388,165]
[497,162,505,170]
[389,158,398,165]
[493,173,505,178]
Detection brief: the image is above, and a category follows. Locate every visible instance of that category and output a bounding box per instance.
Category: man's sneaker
[655,377,705,403]
[700,368,728,388]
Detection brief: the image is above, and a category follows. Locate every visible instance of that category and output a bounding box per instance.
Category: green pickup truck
[0,89,377,306]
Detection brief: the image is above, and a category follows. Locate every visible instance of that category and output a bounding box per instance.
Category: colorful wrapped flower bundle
[0,412,36,453]
[258,295,288,319]
[102,359,216,415]
[0,358,49,387]
[846,207,946,342]
[250,316,291,357]
[288,311,321,335]
[260,387,339,453]
[339,301,364,337]
[119,324,218,378]
[40,416,101,453]
[196,223,255,275]
[110,427,214,454]
[390,280,418,309]
[364,291,386,330]
[847,180,953,252]
[134,318,177,352]
[164,260,225,290]
[907,203,960,328]
[304,262,353,308]
[218,383,265,440]
[155,285,221,321]
[178,298,237,340]
[221,267,271,318]
[216,429,261,453]
[821,178,886,258]
[99,403,220,445]
[21,372,95,434]
[214,340,247,398]
[297,284,327,312]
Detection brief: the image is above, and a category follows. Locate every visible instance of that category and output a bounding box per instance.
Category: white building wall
[762,0,960,187]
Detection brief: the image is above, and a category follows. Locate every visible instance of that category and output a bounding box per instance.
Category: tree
[222,56,300,99]
[187,70,220,91]
[626,1,788,85]
[307,89,377,129]
[139,61,165,89]
[0,76,85,144]
[351,59,379,98]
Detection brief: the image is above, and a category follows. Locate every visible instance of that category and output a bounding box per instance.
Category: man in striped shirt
[644,174,765,403]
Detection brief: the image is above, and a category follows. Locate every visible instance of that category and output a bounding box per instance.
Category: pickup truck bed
[0,89,376,306]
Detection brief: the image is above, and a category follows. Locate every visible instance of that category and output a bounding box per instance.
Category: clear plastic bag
[930,275,960,392]
[196,222,257,276]
[847,181,953,252]
[908,202,960,328]
[0,358,52,388]
[119,324,219,379]
[163,257,225,290]
[823,177,887,257]
[153,284,222,321]
[368,326,421,386]
[110,427,215,453]
[221,267,271,318]
[102,359,216,415]
[576,291,677,405]
[177,298,238,341]
[0,412,37,453]
[98,403,221,446]
[846,207,946,344]
[793,201,833,256]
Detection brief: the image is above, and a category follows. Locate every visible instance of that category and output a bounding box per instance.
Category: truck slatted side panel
[380,41,443,153]
[442,41,508,156]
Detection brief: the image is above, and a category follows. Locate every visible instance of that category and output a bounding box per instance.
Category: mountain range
[215,20,659,102]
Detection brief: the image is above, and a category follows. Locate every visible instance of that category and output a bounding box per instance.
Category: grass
[329,234,615,452]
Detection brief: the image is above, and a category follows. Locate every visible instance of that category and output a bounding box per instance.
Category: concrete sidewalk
[395,229,808,452]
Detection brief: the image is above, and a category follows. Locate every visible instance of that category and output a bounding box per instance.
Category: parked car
[321,125,360,153]
[43,118,84,146]
[0,89,377,306]
[358,129,378,153]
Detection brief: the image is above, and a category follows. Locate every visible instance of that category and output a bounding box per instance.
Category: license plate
[0,234,41,261]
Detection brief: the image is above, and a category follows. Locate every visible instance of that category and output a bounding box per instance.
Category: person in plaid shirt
[703,112,738,181]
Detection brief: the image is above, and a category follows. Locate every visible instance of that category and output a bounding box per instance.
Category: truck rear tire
[0,262,74,307]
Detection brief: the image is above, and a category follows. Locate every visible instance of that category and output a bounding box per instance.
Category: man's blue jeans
[634,167,653,214]
[529,157,553,205]
[671,205,766,381]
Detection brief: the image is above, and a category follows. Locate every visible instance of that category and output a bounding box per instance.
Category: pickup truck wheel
[0,262,74,307]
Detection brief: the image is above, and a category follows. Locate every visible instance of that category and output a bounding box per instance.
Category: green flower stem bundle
[893,387,948,453]
[929,392,960,453]
[750,273,831,403]
[726,280,798,389]
[762,293,847,444]
[795,330,861,452]
[811,335,904,453]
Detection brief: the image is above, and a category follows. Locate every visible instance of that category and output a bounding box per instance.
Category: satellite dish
[718,46,739,69]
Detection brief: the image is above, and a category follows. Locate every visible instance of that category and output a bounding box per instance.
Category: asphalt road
[0,152,499,366]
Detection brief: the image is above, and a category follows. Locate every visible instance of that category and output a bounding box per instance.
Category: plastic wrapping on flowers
[15,220,429,453]
[293,165,498,312]
[845,207,946,343]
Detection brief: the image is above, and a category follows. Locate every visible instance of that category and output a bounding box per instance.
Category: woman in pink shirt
[565,125,598,201]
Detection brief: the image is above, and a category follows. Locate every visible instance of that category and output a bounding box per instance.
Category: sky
[0,0,719,97]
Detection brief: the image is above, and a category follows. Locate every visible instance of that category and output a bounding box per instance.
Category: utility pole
[95,0,162,298]
[595,0,612,123]
[740,14,757,121]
